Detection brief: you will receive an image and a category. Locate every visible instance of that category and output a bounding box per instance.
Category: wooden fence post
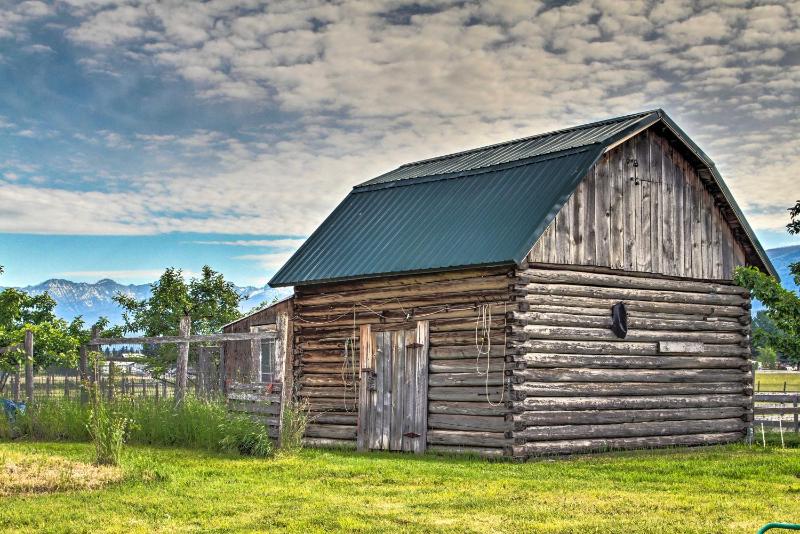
[108,361,115,401]
[12,363,20,403]
[24,330,34,403]
[218,345,226,394]
[794,395,799,434]
[250,335,262,384]
[79,345,89,404]
[175,315,190,404]
[88,325,99,394]
[197,346,206,397]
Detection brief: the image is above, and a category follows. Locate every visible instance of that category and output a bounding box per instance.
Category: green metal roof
[270,110,776,287]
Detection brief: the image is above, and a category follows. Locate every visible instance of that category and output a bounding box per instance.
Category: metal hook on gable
[627,158,639,185]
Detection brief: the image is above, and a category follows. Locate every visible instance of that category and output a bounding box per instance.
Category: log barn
[266,109,777,459]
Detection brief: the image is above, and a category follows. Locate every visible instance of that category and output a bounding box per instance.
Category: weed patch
[0,450,122,496]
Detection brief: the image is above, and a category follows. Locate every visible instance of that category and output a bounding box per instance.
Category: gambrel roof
[270,110,776,287]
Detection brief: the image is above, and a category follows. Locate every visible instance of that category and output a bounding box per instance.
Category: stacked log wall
[293,266,515,455]
[508,264,753,458]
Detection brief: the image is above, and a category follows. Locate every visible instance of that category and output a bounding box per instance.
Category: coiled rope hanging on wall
[475,303,507,407]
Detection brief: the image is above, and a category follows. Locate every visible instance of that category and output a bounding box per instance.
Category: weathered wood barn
[264,109,776,459]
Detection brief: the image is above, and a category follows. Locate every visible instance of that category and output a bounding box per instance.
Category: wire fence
[0,363,226,403]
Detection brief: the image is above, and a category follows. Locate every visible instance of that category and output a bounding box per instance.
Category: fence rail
[225,382,282,438]
[754,393,800,433]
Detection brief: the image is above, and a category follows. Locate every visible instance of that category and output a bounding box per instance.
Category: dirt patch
[0,451,123,496]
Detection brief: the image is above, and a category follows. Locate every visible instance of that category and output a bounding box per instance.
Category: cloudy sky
[1,0,799,287]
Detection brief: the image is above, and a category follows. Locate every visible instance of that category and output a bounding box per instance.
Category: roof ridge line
[393,109,661,171]
[353,144,600,193]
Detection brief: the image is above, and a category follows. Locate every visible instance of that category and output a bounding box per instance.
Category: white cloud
[190,238,306,248]
[662,11,732,45]
[233,251,298,270]
[0,0,55,40]
[25,43,54,54]
[0,0,797,242]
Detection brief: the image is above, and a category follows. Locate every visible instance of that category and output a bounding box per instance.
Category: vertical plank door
[356,321,429,453]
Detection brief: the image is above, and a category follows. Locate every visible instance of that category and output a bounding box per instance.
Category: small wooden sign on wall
[658,341,704,354]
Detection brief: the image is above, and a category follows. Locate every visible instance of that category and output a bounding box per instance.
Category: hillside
[4,279,291,326]
[766,244,800,293]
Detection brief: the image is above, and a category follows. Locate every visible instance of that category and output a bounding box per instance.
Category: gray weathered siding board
[529,128,747,280]
[595,159,611,267]
[609,143,625,270]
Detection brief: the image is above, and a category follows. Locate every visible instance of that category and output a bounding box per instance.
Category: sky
[0,0,799,288]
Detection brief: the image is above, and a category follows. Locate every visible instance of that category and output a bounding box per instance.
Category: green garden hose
[758,523,800,533]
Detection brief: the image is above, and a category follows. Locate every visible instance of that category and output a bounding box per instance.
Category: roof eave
[270,261,518,288]
[220,294,295,329]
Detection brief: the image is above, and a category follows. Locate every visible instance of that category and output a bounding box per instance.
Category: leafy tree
[0,268,108,393]
[787,200,800,237]
[735,267,800,369]
[113,266,242,374]
[750,310,779,352]
[0,286,86,368]
[189,266,243,334]
[755,345,778,370]
[0,288,59,329]
[787,199,800,281]
[733,200,800,370]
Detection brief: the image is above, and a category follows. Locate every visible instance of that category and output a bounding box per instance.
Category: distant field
[755,371,800,393]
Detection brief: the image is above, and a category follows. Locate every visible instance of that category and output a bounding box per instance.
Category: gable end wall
[528,127,749,280]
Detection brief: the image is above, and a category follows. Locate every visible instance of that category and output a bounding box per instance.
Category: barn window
[261,338,276,383]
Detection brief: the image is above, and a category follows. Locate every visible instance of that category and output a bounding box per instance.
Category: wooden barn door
[357,321,429,453]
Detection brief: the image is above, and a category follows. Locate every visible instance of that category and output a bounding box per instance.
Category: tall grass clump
[13,399,90,442]
[88,397,128,466]
[86,378,129,466]
[279,398,309,453]
[1,394,275,458]
[219,414,273,457]
[121,396,232,450]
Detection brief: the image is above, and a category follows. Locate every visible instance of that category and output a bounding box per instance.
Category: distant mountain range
[753,244,800,312]
[3,278,291,326]
[3,245,798,325]
[765,244,800,293]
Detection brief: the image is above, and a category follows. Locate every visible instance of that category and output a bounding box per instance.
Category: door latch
[361,368,377,391]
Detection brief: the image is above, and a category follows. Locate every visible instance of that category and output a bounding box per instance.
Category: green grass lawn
[2,440,799,533]
[755,371,800,393]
